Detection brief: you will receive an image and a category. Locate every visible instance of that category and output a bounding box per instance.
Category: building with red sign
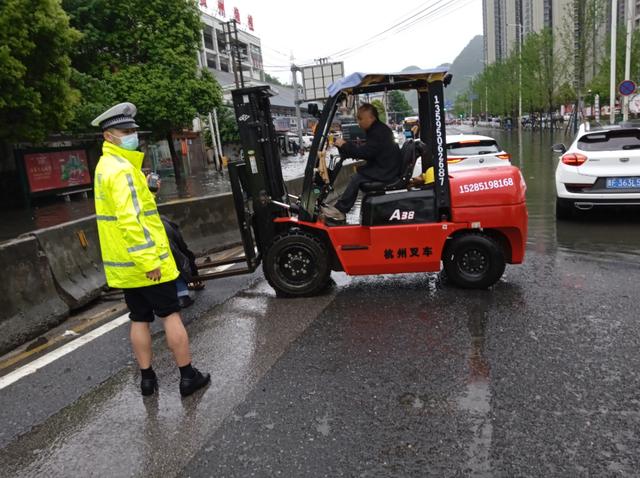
[195,3,307,120]
[197,2,264,84]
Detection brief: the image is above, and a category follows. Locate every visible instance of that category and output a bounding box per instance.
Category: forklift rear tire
[264,230,331,297]
[443,233,505,289]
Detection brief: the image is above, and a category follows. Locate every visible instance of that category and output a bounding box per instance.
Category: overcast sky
[200,0,483,83]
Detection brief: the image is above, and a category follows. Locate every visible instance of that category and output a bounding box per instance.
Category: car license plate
[605,177,640,189]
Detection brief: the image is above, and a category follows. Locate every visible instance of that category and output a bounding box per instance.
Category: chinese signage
[384,246,432,260]
[199,0,207,6]
[217,0,225,16]
[24,150,91,193]
[247,14,254,31]
[233,7,240,22]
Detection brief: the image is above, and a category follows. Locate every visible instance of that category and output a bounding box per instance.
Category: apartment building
[197,3,265,85]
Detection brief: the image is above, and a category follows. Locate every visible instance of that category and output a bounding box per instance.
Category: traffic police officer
[92,102,209,397]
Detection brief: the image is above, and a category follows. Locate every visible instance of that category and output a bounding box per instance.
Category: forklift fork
[192,161,260,281]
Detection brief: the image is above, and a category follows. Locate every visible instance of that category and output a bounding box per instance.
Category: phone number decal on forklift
[459,177,514,194]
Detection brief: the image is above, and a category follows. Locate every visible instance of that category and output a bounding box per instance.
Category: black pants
[335,172,372,214]
[123,280,180,322]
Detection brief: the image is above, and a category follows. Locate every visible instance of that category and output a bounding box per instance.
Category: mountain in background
[402,35,484,111]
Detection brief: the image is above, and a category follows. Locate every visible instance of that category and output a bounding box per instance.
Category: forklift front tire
[443,233,505,289]
[264,231,331,297]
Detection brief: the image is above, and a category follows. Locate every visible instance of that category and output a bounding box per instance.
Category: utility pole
[469,80,473,120]
[623,0,635,121]
[225,20,244,88]
[518,24,522,130]
[208,112,220,170]
[508,23,523,129]
[213,108,224,167]
[225,21,238,88]
[291,58,303,150]
[384,90,389,125]
[610,0,618,124]
[485,84,489,122]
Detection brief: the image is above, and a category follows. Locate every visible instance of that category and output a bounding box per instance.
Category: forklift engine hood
[449,165,526,208]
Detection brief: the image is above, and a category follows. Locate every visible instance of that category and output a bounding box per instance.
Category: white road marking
[0,313,130,391]
[0,260,242,390]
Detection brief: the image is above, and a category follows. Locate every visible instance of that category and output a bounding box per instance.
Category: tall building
[197,2,265,87]
[482,0,639,88]
[482,0,574,65]
[485,0,638,65]
[196,2,305,119]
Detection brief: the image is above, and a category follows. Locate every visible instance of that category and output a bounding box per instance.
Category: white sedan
[446,134,512,172]
[554,123,640,219]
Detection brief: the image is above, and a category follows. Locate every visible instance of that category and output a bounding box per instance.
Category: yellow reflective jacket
[94,141,178,289]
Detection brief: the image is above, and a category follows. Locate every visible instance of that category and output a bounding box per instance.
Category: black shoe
[179,368,211,397]
[178,296,194,309]
[141,375,158,396]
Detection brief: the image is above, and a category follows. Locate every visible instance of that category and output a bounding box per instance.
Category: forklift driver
[321,103,401,221]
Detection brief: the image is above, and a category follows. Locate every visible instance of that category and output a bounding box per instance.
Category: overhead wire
[328,0,448,58]
[331,0,472,60]
[260,1,443,67]
[261,0,477,71]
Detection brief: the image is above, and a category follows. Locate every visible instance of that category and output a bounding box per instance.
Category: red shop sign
[24,149,91,193]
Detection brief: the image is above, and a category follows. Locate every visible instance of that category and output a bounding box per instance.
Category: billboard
[301,62,344,101]
[24,149,91,193]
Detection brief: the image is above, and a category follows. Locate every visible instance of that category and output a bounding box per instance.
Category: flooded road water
[0,154,310,242]
[488,127,640,264]
[2,128,640,476]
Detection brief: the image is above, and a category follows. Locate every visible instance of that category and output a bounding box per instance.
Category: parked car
[287,133,314,149]
[554,123,640,219]
[445,134,512,172]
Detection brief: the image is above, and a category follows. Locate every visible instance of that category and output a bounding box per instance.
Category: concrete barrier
[27,217,106,310]
[0,236,69,355]
[1,165,361,354]
[159,192,241,256]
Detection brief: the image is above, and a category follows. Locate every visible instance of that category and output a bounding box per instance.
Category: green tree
[453,91,469,118]
[558,0,607,97]
[587,28,640,106]
[388,90,413,123]
[518,28,567,124]
[264,73,291,87]
[371,99,387,124]
[469,58,518,118]
[63,0,222,179]
[0,0,79,143]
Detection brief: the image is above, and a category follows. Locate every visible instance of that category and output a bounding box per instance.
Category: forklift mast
[230,86,289,257]
[419,80,451,220]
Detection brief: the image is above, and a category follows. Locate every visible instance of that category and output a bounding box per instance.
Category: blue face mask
[119,132,139,151]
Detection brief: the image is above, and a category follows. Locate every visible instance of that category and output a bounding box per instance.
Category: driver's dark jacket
[338,120,401,182]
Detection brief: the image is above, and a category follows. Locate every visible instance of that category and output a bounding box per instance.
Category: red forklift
[202,68,527,297]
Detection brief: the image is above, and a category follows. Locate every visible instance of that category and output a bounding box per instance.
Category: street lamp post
[508,23,523,129]
[464,75,475,122]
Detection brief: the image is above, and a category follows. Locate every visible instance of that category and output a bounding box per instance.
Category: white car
[554,123,640,219]
[287,133,314,149]
[446,134,512,172]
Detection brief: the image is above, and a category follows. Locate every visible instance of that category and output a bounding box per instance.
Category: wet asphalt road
[2,128,640,477]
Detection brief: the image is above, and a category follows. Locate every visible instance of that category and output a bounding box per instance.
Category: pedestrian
[92,102,210,397]
[290,139,299,156]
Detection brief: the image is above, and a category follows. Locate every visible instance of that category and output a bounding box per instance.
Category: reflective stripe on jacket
[94,141,178,288]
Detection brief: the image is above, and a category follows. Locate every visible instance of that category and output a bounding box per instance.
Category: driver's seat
[360,139,422,193]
